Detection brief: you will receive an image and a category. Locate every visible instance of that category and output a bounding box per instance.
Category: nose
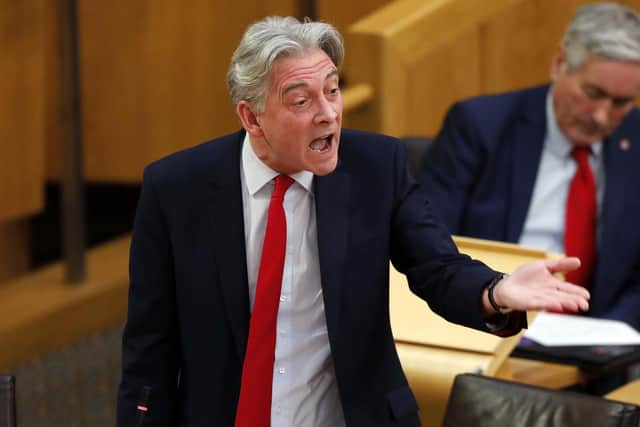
[591,98,612,127]
[314,96,338,125]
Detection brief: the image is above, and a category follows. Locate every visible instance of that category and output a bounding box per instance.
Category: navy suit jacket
[117,128,510,426]
[419,85,640,330]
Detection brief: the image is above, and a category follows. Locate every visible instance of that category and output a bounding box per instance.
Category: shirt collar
[241,132,314,195]
[545,87,603,159]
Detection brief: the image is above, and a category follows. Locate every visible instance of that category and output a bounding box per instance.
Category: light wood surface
[391,235,551,427]
[316,0,392,37]
[0,236,130,370]
[392,236,545,363]
[345,0,515,136]
[498,357,582,389]
[605,379,640,405]
[341,83,374,112]
[398,342,495,427]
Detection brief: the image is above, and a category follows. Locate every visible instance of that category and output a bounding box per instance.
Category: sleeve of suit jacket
[389,134,516,331]
[117,166,181,426]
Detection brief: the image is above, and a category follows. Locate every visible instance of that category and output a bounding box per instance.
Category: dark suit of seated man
[117,16,590,427]
[419,2,640,332]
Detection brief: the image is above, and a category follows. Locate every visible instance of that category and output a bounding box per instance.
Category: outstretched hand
[489,257,590,314]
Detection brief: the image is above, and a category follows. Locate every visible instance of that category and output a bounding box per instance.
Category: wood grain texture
[0,0,46,220]
[316,0,392,37]
[44,0,297,182]
[343,0,519,136]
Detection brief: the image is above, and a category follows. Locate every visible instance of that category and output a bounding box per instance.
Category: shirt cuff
[485,311,528,337]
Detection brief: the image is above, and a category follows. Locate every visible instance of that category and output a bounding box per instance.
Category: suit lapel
[600,119,636,227]
[595,119,636,303]
[207,132,250,360]
[315,164,350,347]
[506,87,548,242]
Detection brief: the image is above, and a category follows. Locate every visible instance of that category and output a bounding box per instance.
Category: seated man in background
[419,2,640,331]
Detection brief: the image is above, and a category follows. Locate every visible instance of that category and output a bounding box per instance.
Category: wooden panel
[44,0,640,180]
[605,379,640,404]
[0,0,46,220]
[43,1,63,179]
[405,30,480,136]
[316,0,393,38]
[479,0,595,94]
[0,220,30,283]
[480,1,548,94]
[342,25,383,132]
[45,0,297,182]
[343,0,521,137]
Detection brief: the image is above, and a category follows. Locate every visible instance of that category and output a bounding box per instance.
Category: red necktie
[235,175,294,427]
[564,147,597,288]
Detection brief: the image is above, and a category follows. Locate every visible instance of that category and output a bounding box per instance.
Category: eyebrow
[583,82,635,104]
[282,69,339,96]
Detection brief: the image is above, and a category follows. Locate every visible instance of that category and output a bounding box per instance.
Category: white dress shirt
[240,133,345,427]
[519,89,604,253]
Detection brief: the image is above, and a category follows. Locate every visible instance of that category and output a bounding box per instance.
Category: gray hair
[226,16,344,112]
[563,2,640,72]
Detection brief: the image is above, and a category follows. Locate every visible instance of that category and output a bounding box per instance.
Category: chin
[311,158,338,176]
[569,131,599,146]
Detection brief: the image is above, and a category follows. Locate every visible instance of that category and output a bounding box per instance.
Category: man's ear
[237,101,264,137]
[550,45,567,82]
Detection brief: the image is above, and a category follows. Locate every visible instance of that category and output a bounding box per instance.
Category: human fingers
[518,279,589,312]
[518,292,565,312]
[555,280,590,300]
[544,257,580,274]
[564,295,590,313]
[548,281,590,312]
[559,295,589,312]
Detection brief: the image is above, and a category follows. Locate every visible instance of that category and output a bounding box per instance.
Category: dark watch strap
[487,274,512,314]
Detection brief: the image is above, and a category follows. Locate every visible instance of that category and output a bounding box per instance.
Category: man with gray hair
[118,16,589,426]
[420,2,640,334]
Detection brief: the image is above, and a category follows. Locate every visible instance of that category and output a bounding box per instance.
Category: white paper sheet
[524,312,640,346]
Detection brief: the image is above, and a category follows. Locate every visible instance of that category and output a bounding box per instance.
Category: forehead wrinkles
[580,61,640,96]
[270,55,337,96]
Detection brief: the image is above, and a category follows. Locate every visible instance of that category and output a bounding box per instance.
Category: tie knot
[571,146,591,165]
[272,175,294,199]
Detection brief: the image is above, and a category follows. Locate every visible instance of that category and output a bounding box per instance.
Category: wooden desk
[498,357,582,389]
[605,379,640,405]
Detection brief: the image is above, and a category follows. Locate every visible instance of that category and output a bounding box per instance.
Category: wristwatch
[487,273,512,315]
